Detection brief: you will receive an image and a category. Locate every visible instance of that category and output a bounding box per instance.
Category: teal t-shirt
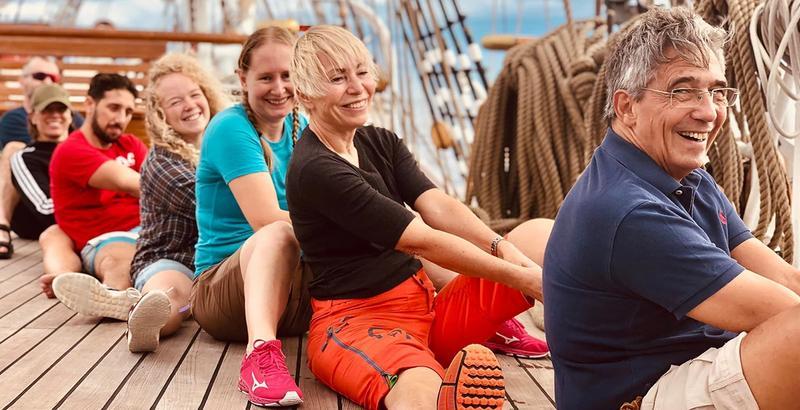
[194,104,308,275]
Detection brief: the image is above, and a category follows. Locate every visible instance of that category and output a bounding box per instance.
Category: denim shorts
[134,258,194,291]
[79,227,141,276]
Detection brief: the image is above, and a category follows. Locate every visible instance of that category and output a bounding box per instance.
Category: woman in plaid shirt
[126,53,230,352]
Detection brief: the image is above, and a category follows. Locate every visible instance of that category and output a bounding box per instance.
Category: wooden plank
[0,260,43,299]
[10,322,126,409]
[0,249,42,284]
[0,328,51,370]
[54,332,145,409]
[0,36,167,60]
[0,301,74,362]
[297,336,340,409]
[27,302,76,329]
[154,331,227,410]
[0,283,57,326]
[0,239,38,270]
[0,313,99,407]
[202,342,249,409]
[106,321,201,408]
[498,354,554,409]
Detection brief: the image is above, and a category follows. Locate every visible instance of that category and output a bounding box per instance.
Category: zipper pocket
[321,324,398,388]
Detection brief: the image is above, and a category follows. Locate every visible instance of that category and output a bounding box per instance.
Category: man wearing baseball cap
[0,84,74,254]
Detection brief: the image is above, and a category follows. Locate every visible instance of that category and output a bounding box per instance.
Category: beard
[92,116,123,144]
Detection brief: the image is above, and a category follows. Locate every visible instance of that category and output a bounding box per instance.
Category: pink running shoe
[238,339,303,407]
[483,318,549,359]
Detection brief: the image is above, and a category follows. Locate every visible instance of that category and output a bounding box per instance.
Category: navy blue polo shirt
[543,129,753,410]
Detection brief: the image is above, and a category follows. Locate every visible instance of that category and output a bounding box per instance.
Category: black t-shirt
[286,125,436,300]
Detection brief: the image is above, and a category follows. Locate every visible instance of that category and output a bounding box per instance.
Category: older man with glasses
[0,56,85,258]
[544,6,800,410]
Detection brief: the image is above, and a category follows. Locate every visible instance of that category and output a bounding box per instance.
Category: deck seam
[102,348,148,409]
[149,326,202,409]
[0,301,61,345]
[2,320,104,409]
[0,289,39,320]
[0,311,77,376]
[0,276,39,302]
[0,254,42,285]
[514,357,555,405]
[52,332,126,409]
[198,341,230,410]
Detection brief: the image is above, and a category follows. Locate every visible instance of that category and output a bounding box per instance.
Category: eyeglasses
[29,72,61,83]
[641,87,739,109]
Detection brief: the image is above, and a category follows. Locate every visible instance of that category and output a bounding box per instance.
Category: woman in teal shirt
[189,26,309,408]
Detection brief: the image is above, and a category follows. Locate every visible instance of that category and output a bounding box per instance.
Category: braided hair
[237,26,300,169]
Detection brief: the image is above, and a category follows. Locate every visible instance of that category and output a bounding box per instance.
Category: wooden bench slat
[1,36,166,60]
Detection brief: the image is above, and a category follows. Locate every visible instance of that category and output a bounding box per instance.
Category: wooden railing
[0,24,247,144]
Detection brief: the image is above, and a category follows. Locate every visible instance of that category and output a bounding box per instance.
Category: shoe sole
[438,344,505,410]
[483,342,549,359]
[237,387,303,407]
[52,273,137,320]
[128,291,171,353]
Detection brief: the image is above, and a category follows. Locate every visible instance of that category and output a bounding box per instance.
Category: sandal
[0,224,14,259]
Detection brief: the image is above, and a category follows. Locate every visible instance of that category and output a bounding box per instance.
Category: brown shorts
[190,247,313,342]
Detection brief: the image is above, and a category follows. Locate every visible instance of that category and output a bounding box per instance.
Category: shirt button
[675,189,683,196]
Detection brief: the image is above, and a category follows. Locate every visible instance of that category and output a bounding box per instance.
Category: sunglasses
[29,72,61,83]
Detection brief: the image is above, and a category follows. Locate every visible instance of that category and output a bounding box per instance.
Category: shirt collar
[600,128,684,196]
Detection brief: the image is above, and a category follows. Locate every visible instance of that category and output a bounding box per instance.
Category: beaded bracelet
[490,236,505,257]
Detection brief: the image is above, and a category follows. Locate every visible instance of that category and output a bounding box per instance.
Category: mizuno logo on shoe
[251,372,269,392]
[495,333,520,345]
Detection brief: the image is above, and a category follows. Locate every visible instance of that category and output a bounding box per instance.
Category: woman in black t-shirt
[286,25,551,410]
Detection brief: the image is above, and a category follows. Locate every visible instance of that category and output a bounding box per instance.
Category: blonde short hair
[145,53,230,165]
[290,25,378,100]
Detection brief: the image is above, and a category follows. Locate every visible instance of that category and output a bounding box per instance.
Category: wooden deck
[0,239,556,409]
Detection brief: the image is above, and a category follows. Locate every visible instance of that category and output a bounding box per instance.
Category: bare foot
[40,273,59,298]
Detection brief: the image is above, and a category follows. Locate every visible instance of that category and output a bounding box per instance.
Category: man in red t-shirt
[43,74,145,318]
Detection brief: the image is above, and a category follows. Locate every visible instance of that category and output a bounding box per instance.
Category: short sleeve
[297,157,415,248]
[204,114,267,184]
[610,201,744,319]
[386,129,436,205]
[142,154,195,215]
[0,109,31,147]
[52,140,113,187]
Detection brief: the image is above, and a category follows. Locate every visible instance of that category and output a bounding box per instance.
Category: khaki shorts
[641,333,758,410]
[190,247,313,342]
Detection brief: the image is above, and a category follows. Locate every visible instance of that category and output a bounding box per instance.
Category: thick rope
[469,2,794,262]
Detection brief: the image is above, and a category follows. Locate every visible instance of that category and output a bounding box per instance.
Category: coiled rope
[469,1,797,262]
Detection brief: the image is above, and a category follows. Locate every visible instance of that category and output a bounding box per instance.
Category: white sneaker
[52,272,141,321]
[127,290,171,353]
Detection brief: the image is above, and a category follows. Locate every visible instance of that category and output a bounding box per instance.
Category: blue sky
[0,0,596,79]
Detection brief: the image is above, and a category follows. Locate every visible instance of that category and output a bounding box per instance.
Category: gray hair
[290,25,378,100]
[604,7,728,120]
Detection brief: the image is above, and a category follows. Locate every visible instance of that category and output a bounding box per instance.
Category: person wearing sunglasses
[0,56,85,259]
[545,7,800,410]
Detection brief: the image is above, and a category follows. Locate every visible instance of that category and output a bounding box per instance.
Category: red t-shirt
[50,130,147,249]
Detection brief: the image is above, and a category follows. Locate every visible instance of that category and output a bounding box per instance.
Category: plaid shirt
[131,146,197,281]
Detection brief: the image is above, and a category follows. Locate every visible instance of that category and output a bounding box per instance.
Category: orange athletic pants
[305,268,532,409]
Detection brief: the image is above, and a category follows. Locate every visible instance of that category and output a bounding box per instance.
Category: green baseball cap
[31,84,71,113]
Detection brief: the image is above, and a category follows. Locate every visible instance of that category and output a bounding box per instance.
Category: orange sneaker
[437,344,505,410]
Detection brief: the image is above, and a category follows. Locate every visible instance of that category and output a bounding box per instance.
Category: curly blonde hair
[145,53,230,166]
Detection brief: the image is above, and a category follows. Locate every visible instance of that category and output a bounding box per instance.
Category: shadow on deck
[0,239,555,409]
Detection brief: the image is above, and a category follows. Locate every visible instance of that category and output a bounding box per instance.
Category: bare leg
[740,303,800,409]
[239,221,298,353]
[93,242,136,290]
[141,270,192,336]
[384,367,441,409]
[423,219,554,291]
[504,218,554,267]
[39,224,80,298]
[0,141,25,254]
